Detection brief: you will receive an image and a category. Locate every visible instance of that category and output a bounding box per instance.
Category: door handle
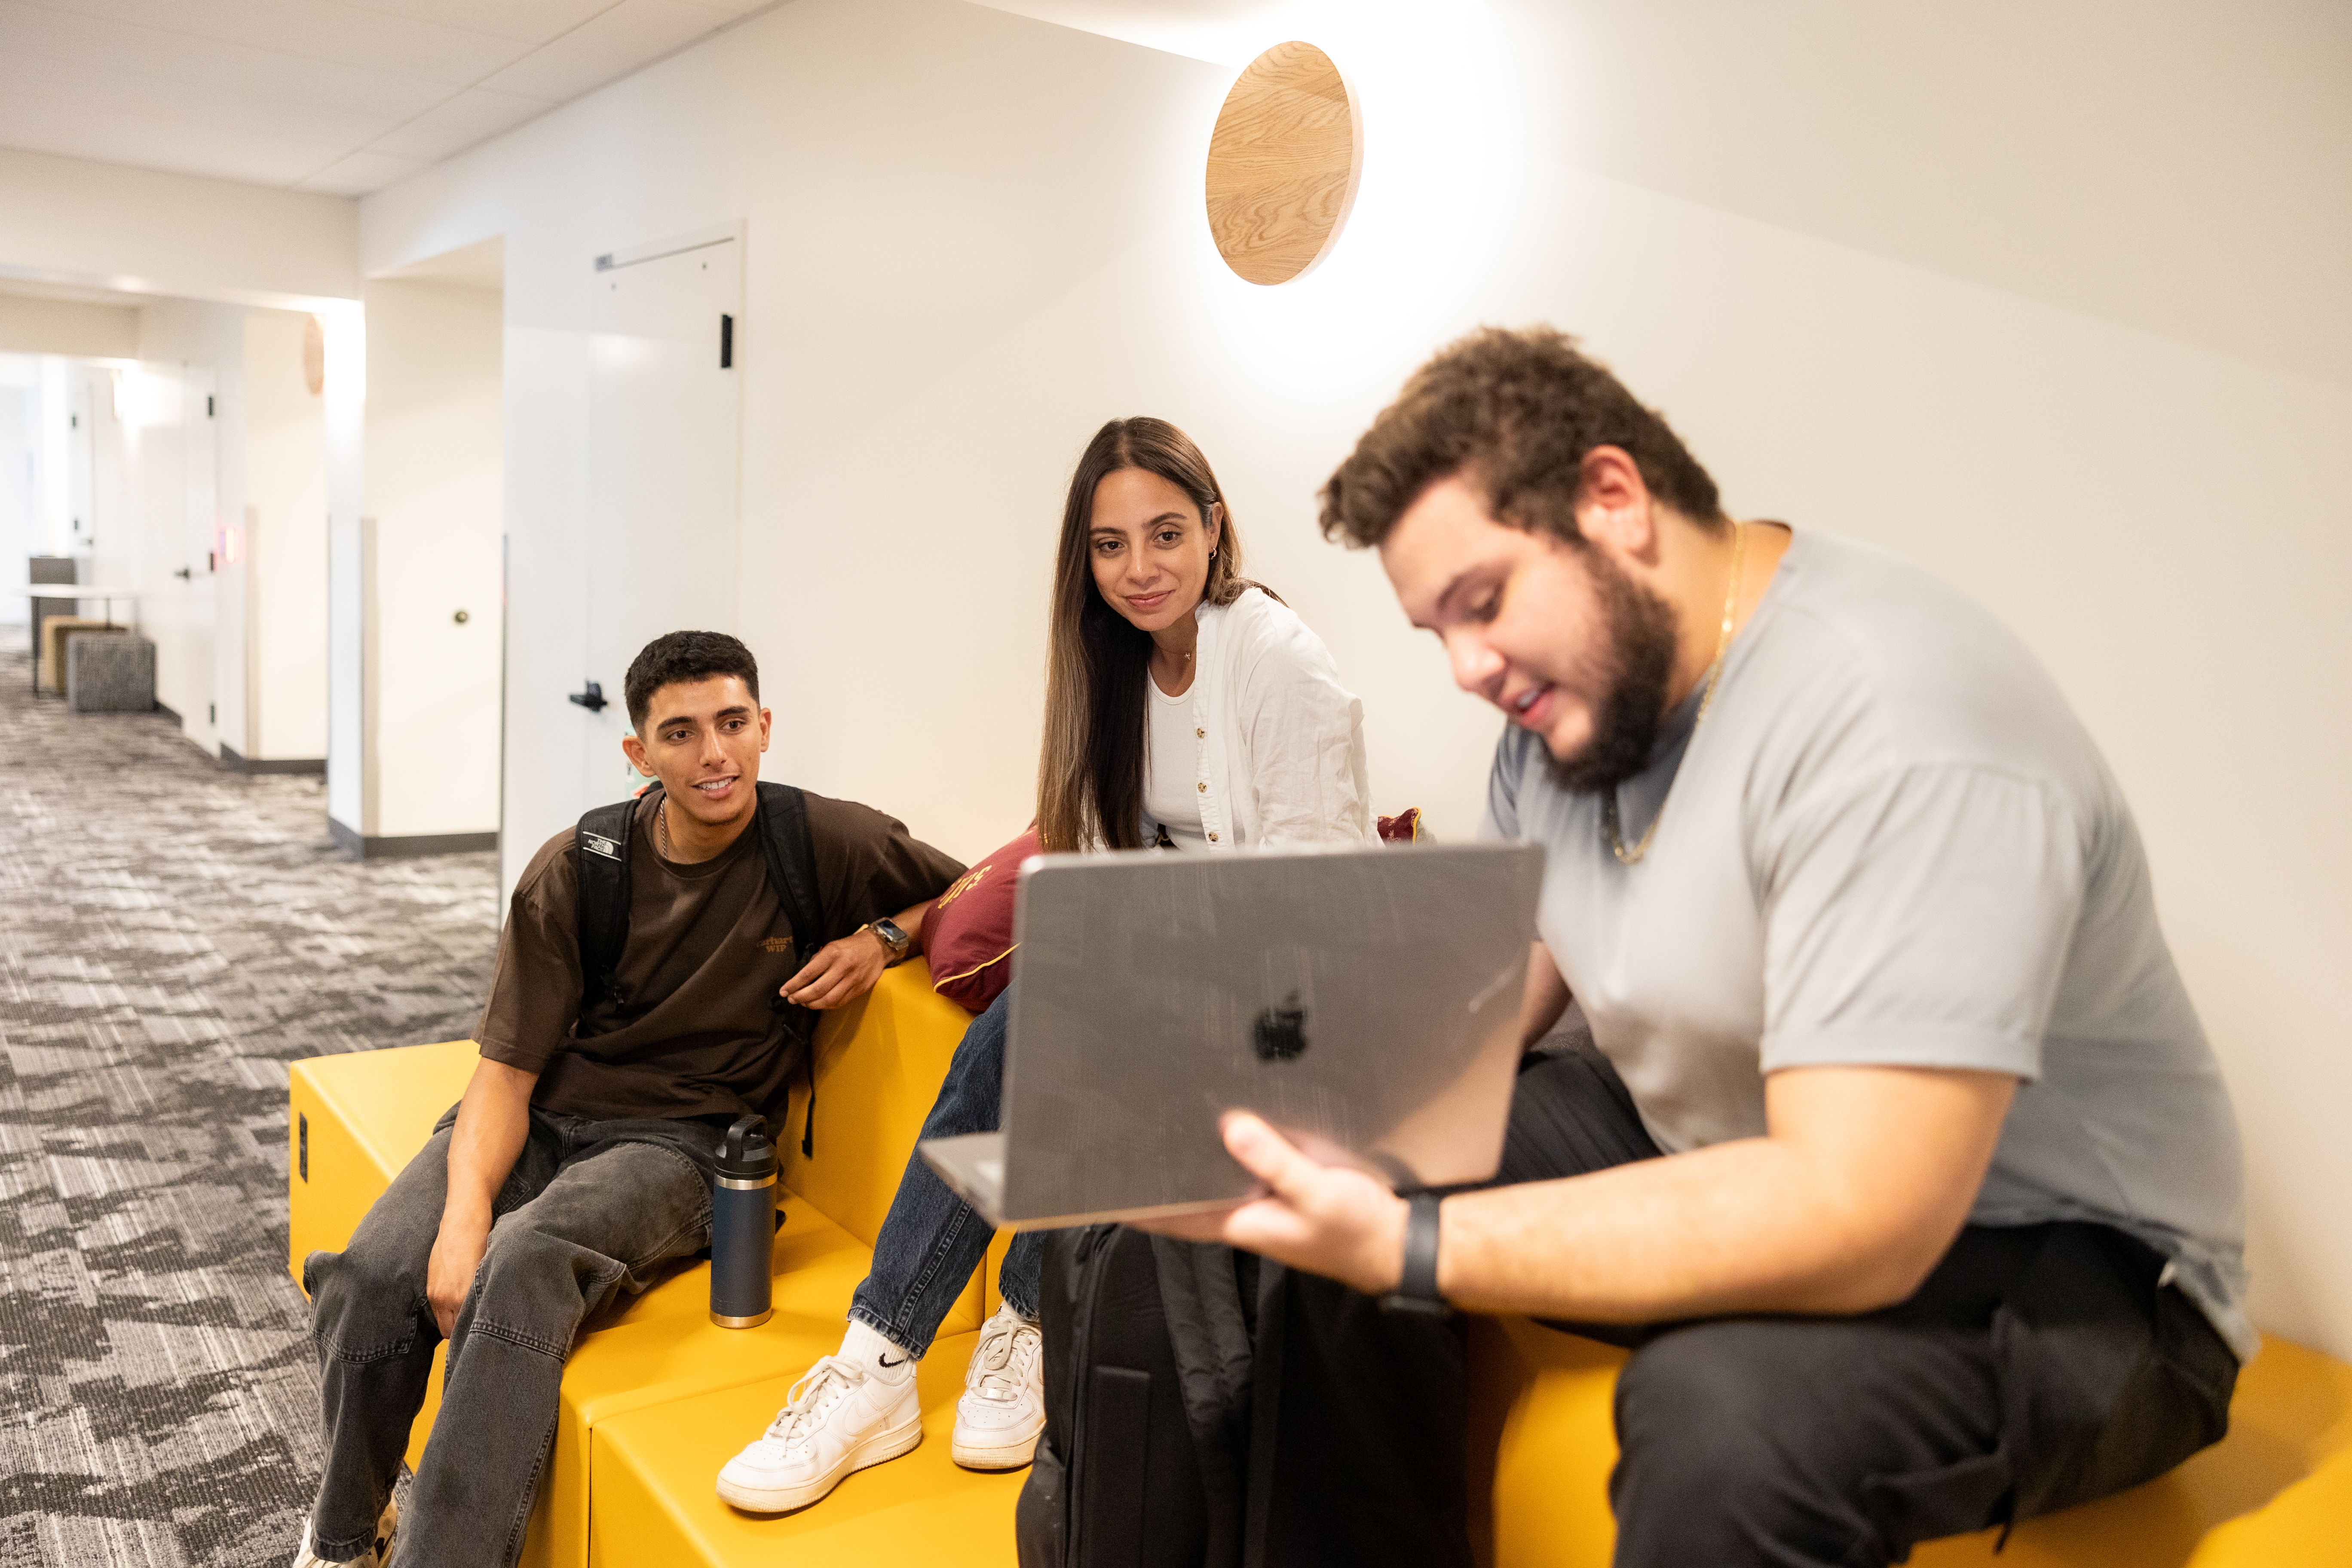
[174,567,193,580]
[569,681,609,713]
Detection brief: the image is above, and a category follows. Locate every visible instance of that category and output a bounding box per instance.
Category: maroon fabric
[924,827,1041,1011]
[1378,807,1424,843]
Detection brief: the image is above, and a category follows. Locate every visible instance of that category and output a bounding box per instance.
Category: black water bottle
[710,1114,776,1329]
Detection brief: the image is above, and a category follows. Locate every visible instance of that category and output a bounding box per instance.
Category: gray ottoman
[67,633,157,714]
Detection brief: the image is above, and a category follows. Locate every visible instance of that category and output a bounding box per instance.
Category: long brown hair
[1036,418,1252,851]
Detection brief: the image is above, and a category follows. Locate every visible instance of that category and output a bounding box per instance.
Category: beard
[1542,544,1678,795]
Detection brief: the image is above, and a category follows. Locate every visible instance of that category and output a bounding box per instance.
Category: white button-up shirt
[1138,587,1376,852]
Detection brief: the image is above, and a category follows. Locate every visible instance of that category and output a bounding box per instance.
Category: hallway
[0,651,497,1567]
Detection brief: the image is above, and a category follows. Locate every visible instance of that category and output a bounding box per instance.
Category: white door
[182,367,219,748]
[502,231,742,886]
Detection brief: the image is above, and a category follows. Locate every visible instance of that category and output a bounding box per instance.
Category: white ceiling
[0,0,778,196]
[967,0,1297,65]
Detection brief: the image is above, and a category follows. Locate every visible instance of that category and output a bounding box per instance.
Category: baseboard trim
[220,744,326,776]
[153,701,180,723]
[329,819,498,860]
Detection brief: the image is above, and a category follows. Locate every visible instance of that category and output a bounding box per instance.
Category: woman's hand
[1139,1113,1412,1297]
[781,930,888,1010]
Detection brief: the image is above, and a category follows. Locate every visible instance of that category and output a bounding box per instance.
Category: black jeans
[302,1105,721,1568]
[1287,1046,2240,1568]
[852,989,1047,1354]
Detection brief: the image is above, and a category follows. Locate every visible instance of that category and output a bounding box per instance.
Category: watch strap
[865,918,912,966]
[1379,1191,1448,1316]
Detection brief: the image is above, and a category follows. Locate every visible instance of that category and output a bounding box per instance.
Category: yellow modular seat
[1471,1313,2352,1568]
[592,1329,1025,1565]
[286,962,987,1568]
[295,975,2352,1566]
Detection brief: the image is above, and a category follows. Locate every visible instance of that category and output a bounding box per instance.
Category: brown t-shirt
[476,790,965,1124]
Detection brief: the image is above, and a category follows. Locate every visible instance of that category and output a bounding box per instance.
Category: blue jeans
[851,989,1044,1355]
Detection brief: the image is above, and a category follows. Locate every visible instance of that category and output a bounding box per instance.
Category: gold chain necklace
[656,796,671,859]
[1603,521,1747,866]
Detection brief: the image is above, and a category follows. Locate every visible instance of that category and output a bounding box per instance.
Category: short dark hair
[624,630,760,732]
[1319,326,1725,550]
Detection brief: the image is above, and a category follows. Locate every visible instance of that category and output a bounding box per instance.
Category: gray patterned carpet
[0,649,499,1568]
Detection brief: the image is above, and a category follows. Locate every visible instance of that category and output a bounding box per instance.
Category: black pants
[1277,1046,2240,1568]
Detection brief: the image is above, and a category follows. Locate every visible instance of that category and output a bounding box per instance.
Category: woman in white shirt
[1038,418,1375,856]
[717,418,1375,1516]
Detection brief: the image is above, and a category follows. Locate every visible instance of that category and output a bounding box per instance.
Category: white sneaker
[952,1303,1045,1469]
[716,1353,923,1513]
[290,1496,398,1567]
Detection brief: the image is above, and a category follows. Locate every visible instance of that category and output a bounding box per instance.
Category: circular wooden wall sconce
[1205,41,1362,286]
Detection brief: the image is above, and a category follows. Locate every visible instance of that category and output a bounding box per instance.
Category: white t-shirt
[1144,675,1209,850]
[1482,528,2252,1360]
[1130,588,1378,854]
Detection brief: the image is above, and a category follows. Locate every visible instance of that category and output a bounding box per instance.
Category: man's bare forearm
[1436,1066,2016,1321]
[443,1058,537,1229]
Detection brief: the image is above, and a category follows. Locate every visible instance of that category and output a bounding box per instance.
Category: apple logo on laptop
[1253,992,1308,1063]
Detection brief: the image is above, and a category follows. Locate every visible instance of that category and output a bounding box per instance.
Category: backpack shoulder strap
[756,781,827,1155]
[576,791,645,1012]
[754,782,823,965]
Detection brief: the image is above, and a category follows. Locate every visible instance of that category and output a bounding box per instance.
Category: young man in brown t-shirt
[292,631,964,1568]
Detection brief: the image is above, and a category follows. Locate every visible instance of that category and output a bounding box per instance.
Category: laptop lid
[992,842,1544,1228]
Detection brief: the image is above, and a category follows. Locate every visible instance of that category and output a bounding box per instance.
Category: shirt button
[1197,781,1207,792]
[1209,832,1219,842]
[1196,728,1204,738]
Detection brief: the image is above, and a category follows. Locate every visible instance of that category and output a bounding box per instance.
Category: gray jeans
[302,1104,720,1567]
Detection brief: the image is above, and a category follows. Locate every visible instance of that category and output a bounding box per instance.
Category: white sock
[842,1318,916,1381]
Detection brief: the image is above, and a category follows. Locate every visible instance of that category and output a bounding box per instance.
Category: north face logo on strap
[581,832,624,861]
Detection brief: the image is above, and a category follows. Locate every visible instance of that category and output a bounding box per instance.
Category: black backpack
[1020,1229,1476,1568]
[1019,1227,1257,1568]
[574,781,829,1153]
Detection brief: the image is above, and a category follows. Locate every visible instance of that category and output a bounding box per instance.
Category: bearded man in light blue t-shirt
[1169,327,2248,1567]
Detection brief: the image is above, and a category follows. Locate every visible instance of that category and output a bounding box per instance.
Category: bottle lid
[717,1113,776,1178]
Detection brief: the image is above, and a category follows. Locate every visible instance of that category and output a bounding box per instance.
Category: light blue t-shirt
[1482,528,2252,1359]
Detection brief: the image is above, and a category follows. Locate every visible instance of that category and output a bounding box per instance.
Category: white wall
[323,306,366,835]
[241,309,330,762]
[358,0,2352,1358]
[0,293,140,360]
[359,277,503,839]
[0,378,31,610]
[0,147,358,310]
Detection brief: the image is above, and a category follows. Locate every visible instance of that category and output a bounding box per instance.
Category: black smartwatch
[1378,1191,1448,1316]
[864,917,913,966]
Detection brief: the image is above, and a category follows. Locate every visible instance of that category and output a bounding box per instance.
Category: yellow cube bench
[592,1291,2352,1568]
[296,970,2352,1567]
[287,962,989,1568]
[591,1330,1026,1565]
[1470,1314,2352,1568]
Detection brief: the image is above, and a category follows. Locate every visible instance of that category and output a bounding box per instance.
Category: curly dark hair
[624,630,760,732]
[1319,326,1725,550]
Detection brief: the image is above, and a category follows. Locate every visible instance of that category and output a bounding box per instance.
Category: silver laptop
[920,841,1545,1229]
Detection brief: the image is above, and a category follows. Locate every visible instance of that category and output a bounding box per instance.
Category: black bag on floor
[1017,1227,1256,1568]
